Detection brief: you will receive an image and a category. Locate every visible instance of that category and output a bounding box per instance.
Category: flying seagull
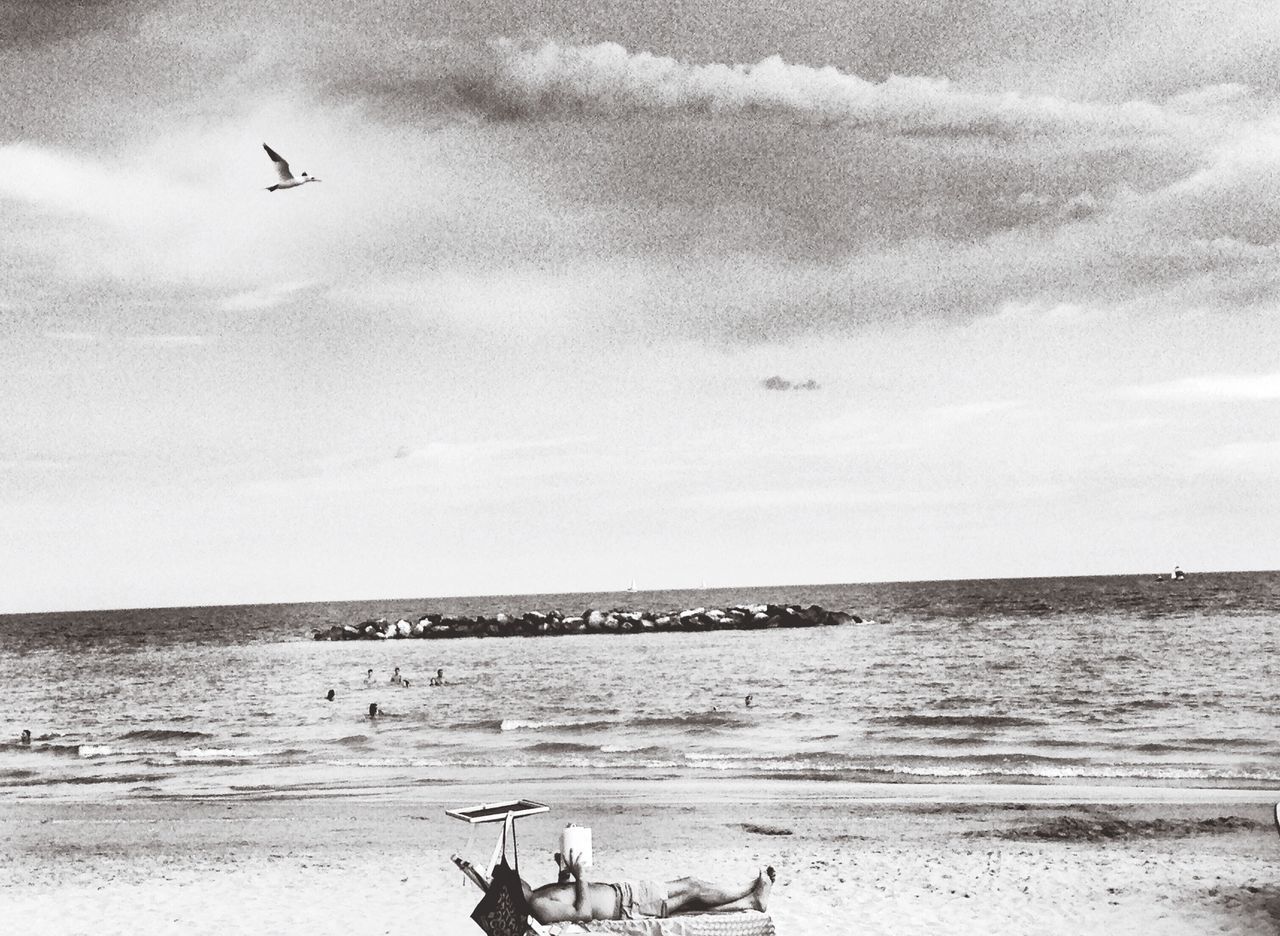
[262,143,321,191]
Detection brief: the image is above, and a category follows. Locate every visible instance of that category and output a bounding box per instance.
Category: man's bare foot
[752,866,775,911]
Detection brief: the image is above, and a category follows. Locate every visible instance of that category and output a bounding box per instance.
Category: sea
[1,572,1278,800]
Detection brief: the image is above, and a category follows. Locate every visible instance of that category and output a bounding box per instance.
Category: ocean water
[1,572,1278,799]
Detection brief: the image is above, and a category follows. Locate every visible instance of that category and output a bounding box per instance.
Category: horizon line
[2,566,1276,618]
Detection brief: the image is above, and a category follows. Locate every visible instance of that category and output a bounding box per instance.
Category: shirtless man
[524,850,773,925]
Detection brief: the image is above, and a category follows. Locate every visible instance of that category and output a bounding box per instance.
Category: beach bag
[471,815,530,936]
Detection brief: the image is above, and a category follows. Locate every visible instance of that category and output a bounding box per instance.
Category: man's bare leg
[665,867,775,914]
[710,867,774,913]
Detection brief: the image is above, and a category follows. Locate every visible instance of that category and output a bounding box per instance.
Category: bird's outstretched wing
[262,143,294,182]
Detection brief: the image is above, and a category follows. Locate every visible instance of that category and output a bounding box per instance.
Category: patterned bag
[471,815,531,936]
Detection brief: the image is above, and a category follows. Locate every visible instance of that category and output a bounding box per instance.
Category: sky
[2,0,1278,612]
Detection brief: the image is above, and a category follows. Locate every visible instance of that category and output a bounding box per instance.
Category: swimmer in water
[744,694,753,708]
[390,667,404,687]
[368,703,379,718]
[19,729,31,745]
[326,689,335,702]
[430,668,445,686]
[365,668,375,685]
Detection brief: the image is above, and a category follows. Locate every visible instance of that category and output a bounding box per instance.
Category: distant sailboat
[624,579,637,593]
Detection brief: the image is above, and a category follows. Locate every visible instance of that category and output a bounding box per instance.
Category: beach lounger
[543,910,776,936]
[453,855,776,936]
[450,803,775,936]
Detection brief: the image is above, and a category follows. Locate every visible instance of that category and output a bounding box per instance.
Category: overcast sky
[2,0,1278,612]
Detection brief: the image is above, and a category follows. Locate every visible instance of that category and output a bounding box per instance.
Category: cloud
[218,281,319,312]
[1136,124,1280,246]
[233,436,593,501]
[1190,440,1280,472]
[6,12,1280,350]
[43,330,99,344]
[690,485,979,510]
[422,39,1195,139]
[0,142,202,222]
[925,400,1023,422]
[761,376,820,391]
[1122,372,1280,402]
[129,334,208,347]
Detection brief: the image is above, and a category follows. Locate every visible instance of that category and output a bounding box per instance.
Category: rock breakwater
[312,604,862,640]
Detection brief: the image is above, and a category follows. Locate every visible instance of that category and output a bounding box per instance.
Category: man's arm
[571,866,591,920]
[527,851,594,924]
[529,892,590,925]
[528,883,592,924]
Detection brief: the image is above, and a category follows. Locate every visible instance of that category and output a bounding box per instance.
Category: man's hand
[564,848,587,880]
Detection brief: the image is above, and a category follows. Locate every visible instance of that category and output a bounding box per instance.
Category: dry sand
[1,781,1277,935]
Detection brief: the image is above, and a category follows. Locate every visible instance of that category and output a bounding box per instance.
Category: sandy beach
[2,781,1277,935]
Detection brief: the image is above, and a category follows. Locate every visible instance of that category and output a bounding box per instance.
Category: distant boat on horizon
[624,579,637,593]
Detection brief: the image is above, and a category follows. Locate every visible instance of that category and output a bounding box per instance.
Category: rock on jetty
[312,604,862,641]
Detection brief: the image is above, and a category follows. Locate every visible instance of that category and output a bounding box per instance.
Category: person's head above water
[368,702,379,717]
[20,729,31,744]
[326,689,335,701]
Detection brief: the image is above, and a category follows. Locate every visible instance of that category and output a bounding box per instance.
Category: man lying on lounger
[523,850,774,924]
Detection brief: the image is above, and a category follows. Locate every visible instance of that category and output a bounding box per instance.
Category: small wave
[121,729,213,742]
[1185,736,1272,750]
[683,750,820,764]
[65,773,162,785]
[878,714,1042,729]
[174,747,264,761]
[871,732,992,747]
[79,745,115,757]
[964,752,1084,766]
[333,735,370,746]
[326,758,417,768]
[1128,741,1198,754]
[865,762,1280,782]
[22,743,83,757]
[526,741,598,754]
[600,744,665,753]
[932,696,991,709]
[455,718,503,731]
[499,718,615,732]
[635,712,738,728]
[500,711,736,734]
